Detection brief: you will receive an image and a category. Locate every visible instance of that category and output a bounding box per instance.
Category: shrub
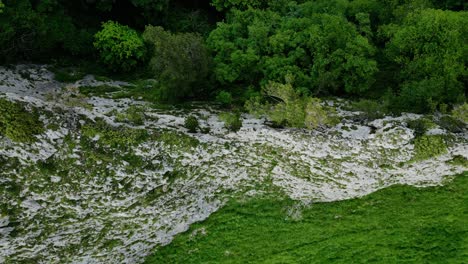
[351,99,386,120]
[413,135,447,161]
[94,21,146,72]
[0,98,44,142]
[452,103,468,124]
[115,105,146,126]
[436,116,466,134]
[79,85,120,97]
[447,155,468,167]
[215,91,233,107]
[246,80,337,129]
[219,113,242,132]
[52,68,86,83]
[142,26,211,102]
[200,126,211,134]
[406,118,436,137]
[127,106,145,125]
[184,115,199,133]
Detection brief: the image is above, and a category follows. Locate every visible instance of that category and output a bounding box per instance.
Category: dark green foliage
[51,68,86,83]
[1,0,466,114]
[211,0,269,11]
[94,21,146,72]
[79,85,121,97]
[350,99,387,120]
[200,126,211,134]
[207,3,377,96]
[184,115,199,133]
[142,26,212,102]
[0,0,94,62]
[429,0,467,10]
[146,173,468,263]
[406,118,435,137]
[385,9,467,113]
[219,112,242,132]
[166,8,214,36]
[0,98,44,142]
[215,91,232,107]
[130,0,170,25]
[436,116,466,134]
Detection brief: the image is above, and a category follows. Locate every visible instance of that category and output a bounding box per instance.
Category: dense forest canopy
[0,0,466,113]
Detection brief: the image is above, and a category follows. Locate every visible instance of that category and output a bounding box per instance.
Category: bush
[246,80,337,129]
[452,103,468,124]
[215,91,233,107]
[436,116,466,133]
[184,115,199,133]
[52,68,86,83]
[0,99,44,142]
[413,135,447,161]
[406,118,436,137]
[126,106,145,125]
[79,85,121,97]
[447,155,468,167]
[115,106,145,126]
[94,21,146,72]
[219,113,242,132]
[142,26,211,102]
[351,99,386,120]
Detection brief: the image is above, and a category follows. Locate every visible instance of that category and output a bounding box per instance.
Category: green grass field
[146,172,468,264]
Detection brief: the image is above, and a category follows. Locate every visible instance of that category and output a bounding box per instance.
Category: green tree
[93,21,146,72]
[131,0,170,25]
[245,78,338,129]
[211,0,269,11]
[385,9,467,113]
[142,26,211,102]
[0,0,94,62]
[208,5,377,96]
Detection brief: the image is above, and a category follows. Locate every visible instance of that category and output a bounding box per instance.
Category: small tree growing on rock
[184,115,199,133]
[246,79,337,129]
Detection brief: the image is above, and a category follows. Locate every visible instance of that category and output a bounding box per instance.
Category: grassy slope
[146,172,468,264]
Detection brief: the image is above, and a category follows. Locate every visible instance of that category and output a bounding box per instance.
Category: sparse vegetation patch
[412,135,448,161]
[0,98,43,142]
